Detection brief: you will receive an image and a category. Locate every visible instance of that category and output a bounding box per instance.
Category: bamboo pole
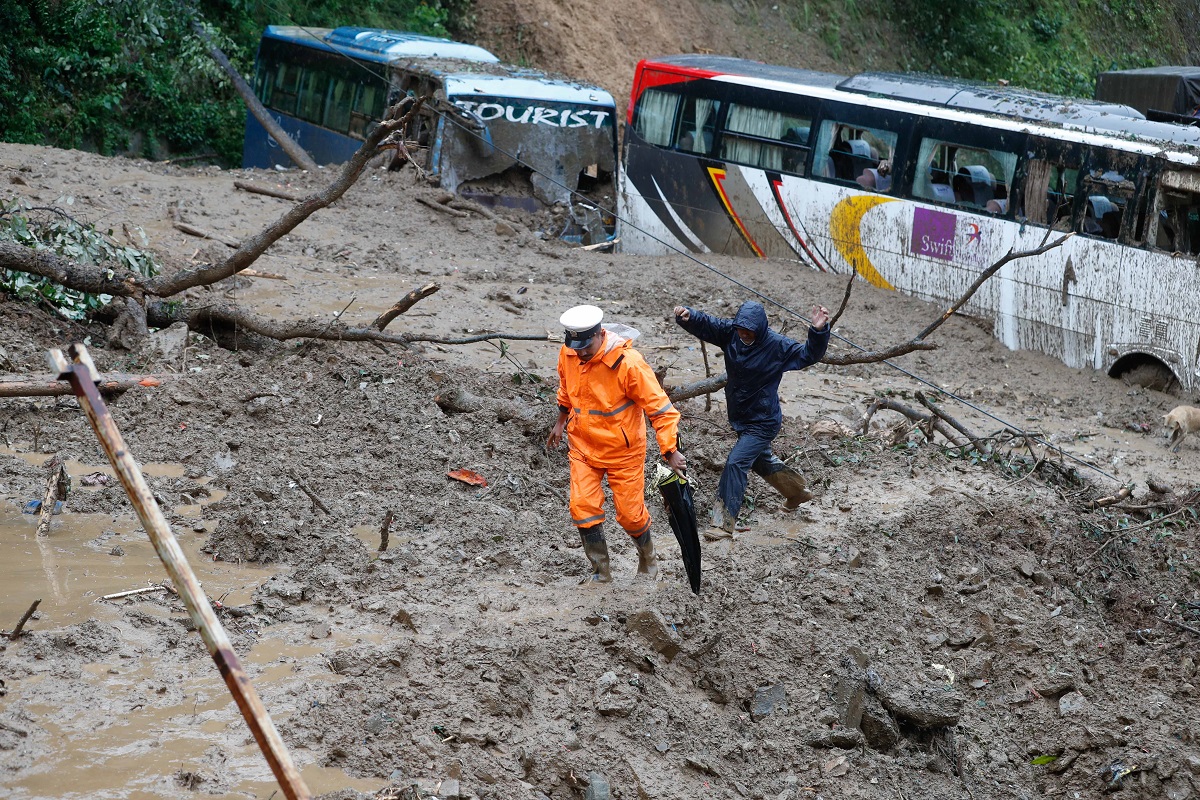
[52,344,311,800]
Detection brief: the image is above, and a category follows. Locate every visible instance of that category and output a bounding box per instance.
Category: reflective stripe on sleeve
[587,400,634,417]
[648,401,675,417]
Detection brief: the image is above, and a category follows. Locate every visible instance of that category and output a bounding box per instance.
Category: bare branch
[871,397,968,448]
[821,340,938,366]
[144,299,551,348]
[669,372,728,403]
[915,390,984,451]
[829,274,854,327]
[148,97,425,297]
[234,180,303,202]
[914,233,1074,342]
[373,284,440,331]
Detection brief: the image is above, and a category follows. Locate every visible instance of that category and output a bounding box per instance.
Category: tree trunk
[191,21,320,173]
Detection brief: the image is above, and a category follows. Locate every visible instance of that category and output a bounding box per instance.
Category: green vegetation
[0,0,472,166]
[894,0,1170,98]
[0,198,161,319]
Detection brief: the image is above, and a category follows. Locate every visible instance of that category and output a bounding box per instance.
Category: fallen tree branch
[142,299,551,347]
[1086,484,1134,510]
[8,599,41,640]
[916,390,985,452]
[173,221,240,248]
[871,397,967,448]
[192,20,319,173]
[669,372,729,403]
[35,461,68,537]
[289,472,331,515]
[234,180,303,202]
[914,233,1074,342]
[821,340,938,366]
[416,196,468,217]
[0,373,171,398]
[0,97,425,303]
[372,283,440,331]
[101,585,170,601]
[829,274,854,327]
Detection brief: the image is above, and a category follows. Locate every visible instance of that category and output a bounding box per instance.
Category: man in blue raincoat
[674,300,830,532]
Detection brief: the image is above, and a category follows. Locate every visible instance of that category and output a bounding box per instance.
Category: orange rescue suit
[555,331,680,534]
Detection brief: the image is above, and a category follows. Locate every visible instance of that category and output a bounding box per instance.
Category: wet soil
[3,138,1200,800]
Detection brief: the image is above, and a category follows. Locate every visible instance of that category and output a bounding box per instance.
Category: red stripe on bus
[769,178,827,271]
[628,61,722,124]
[708,167,765,258]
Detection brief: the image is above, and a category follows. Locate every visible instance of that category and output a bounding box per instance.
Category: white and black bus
[618,55,1200,392]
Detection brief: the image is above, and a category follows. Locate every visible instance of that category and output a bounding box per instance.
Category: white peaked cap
[560,305,604,331]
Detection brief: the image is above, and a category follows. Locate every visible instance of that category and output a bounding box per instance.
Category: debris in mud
[446,467,488,487]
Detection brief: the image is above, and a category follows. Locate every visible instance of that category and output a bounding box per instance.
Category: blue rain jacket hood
[677,301,829,432]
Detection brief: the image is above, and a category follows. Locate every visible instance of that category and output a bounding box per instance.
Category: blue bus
[243,26,618,238]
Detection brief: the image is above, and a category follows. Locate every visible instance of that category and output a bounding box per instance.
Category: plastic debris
[446,468,487,488]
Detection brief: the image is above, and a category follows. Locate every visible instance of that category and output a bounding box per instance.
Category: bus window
[1154,172,1200,256]
[673,96,720,155]
[349,83,384,139]
[813,121,897,191]
[1079,166,1137,241]
[323,77,353,134]
[719,104,811,175]
[633,88,681,148]
[267,62,301,116]
[913,138,1017,212]
[297,68,331,125]
[1023,159,1078,229]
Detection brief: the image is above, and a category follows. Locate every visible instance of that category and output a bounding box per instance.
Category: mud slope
[2,142,1200,800]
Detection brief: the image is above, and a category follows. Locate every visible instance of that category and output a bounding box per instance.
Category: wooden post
[53,344,311,800]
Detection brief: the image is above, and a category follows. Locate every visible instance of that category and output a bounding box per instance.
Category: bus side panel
[619,137,759,257]
[242,111,363,169]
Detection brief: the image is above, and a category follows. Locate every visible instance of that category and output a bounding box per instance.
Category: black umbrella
[652,465,701,594]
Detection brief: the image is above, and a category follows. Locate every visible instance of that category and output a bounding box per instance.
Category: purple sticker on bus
[911,208,956,261]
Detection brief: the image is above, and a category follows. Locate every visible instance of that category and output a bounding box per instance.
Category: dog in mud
[1163,405,1200,452]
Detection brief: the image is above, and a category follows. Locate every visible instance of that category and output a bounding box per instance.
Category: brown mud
[2,134,1200,800]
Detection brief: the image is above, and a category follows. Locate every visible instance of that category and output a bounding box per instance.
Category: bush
[0,0,467,166]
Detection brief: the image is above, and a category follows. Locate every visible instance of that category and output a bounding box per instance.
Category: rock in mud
[594,671,637,717]
[876,684,962,728]
[859,694,901,750]
[145,321,189,366]
[1058,691,1090,717]
[625,609,681,661]
[750,683,788,721]
[583,771,611,800]
[804,726,862,748]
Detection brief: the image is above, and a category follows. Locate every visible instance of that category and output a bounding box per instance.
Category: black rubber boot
[579,525,611,584]
[631,529,658,579]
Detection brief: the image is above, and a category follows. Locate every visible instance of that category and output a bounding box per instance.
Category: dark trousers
[717,425,787,518]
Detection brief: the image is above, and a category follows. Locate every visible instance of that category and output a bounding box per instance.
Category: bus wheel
[1118,362,1179,394]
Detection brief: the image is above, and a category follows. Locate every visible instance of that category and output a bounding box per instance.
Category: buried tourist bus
[243,26,618,241]
[618,56,1200,392]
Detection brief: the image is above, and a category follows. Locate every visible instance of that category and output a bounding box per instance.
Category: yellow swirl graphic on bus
[830,195,898,290]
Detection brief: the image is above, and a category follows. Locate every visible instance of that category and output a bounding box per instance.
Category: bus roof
[263,25,499,64]
[444,74,615,106]
[639,55,1200,154]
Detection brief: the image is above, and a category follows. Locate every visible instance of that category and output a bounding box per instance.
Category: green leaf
[1031,754,1059,766]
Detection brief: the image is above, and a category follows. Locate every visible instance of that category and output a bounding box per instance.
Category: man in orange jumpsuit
[547,305,686,583]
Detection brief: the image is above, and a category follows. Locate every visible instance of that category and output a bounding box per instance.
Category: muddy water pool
[0,453,385,799]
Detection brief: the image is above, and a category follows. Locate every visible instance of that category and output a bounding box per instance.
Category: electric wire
[247,12,1126,487]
